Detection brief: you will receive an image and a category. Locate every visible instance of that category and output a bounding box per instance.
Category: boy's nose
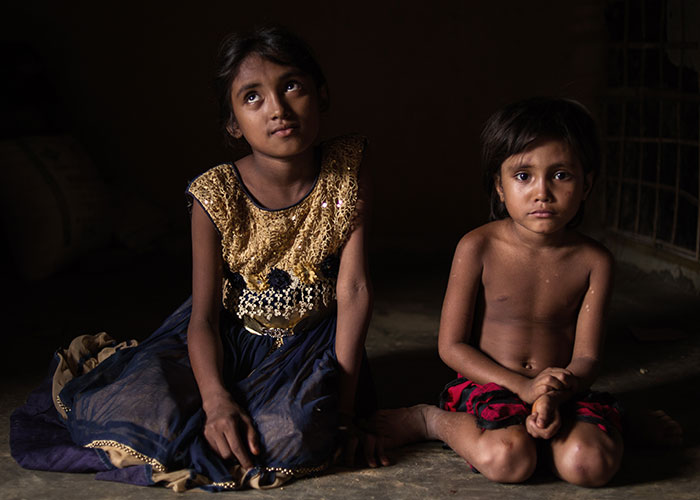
[534,180,553,202]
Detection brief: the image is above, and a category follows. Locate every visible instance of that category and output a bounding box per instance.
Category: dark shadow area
[1,245,191,381]
[370,348,456,408]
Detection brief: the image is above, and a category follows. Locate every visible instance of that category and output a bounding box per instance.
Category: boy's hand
[526,394,562,439]
[520,367,575,404]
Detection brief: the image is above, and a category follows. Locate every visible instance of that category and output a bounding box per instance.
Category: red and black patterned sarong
[439,377,623,434]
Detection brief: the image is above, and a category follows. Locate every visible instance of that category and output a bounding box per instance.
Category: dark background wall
[1,0,607,277]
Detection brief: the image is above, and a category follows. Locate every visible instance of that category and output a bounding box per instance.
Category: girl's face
[228,54,322,161]
[495,138,592,236]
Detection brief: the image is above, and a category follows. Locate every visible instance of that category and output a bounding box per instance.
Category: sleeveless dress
[10,135,369,492]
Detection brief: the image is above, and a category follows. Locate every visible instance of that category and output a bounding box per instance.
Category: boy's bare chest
[481,252,589,323]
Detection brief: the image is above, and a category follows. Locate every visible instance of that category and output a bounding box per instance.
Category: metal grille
[603,0,700,261]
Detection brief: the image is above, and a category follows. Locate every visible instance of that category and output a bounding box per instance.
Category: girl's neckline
[230,148,322,212]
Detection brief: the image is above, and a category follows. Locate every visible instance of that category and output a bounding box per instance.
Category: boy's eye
[515,172,529,181]
[245,92,260,103]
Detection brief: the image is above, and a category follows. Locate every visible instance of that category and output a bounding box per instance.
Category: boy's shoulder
[454,220,508,258]
[455,221,614,269]
[457,219,515,245]
[566,230,615,269]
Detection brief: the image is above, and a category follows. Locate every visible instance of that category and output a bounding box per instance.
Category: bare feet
[369,404,433,449]
[628,409,683,447]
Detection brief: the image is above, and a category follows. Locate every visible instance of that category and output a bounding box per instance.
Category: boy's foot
[370,404,433,449]
[628,409,683,447]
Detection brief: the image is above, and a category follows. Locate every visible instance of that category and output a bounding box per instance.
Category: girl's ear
[495,174,505,202]
[226,118,243,139]
[582,172,594,200]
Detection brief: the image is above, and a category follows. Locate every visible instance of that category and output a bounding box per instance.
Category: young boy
[378,98,624,487]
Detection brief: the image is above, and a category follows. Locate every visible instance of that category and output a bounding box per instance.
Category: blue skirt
[10,297,359,491]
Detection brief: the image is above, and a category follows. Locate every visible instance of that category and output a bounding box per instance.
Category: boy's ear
[494,174,505,202]
[226,118,243,139]
[582,172,594,200]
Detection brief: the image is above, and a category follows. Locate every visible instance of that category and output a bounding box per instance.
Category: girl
[11,25,387,492]
[375,97,626,487]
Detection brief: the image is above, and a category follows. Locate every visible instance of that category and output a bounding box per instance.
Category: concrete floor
[2,249,700,499]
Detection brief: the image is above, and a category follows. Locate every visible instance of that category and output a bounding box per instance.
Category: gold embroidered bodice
[187,135,364,329]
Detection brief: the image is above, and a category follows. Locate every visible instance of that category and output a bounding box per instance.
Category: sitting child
[378,97,625,487]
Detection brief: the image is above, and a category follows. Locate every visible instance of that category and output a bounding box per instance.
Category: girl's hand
[526,394,562,439]
[335,415,390,468]
[203,393,259,469]
[519,367,575,404]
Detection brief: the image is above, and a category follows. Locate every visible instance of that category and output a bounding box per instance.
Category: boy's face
[495,138,593,237]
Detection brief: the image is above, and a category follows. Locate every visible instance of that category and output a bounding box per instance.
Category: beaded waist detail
[242,305,335,338]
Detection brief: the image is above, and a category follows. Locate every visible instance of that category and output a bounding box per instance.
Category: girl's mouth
[271,124,298,137]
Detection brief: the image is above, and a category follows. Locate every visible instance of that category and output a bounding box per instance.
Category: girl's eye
[245,92,260,103]
[285,80,301,92]
[515,172,529,181]
[554,171,570,180]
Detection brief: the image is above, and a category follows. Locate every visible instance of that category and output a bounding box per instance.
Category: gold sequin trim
[210,462,327,490]
[84,440,167,473]
[262,462,328,476]
[187,135,364,321]
[55,394,71,414]
[210,480,238,489]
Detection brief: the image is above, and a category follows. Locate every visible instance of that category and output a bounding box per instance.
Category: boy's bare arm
[438,232,569,403]
[562,245,614,393]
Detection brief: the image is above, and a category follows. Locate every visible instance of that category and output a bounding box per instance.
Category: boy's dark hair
[481,97,601,227]
[216,25,328,147]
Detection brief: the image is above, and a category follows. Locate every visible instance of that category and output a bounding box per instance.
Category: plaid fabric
[439,376,623,434]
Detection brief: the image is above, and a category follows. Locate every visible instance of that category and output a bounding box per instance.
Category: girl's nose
[268,93,287,120]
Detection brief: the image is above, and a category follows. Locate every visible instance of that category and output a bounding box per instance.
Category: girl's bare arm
[188,201,258,468]
[335,169,372,417]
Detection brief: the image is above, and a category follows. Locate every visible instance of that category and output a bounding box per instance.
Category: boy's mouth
[530,210,555,218]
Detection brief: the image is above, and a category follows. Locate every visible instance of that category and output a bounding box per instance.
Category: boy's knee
[477,433,536,483]
[556,439,620,487]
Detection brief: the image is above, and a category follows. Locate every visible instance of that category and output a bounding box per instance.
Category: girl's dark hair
[481,97,601,227]
[216,25,328,146]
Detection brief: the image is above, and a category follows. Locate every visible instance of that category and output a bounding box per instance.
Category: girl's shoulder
[318,134,367,176]
[186,163,239,199]
[185,164,243,235]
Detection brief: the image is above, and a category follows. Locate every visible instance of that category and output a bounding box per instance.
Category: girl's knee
[475,431,537,483]
[555,437,621,487]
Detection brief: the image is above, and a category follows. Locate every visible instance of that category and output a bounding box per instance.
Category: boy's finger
[525,415,541,438]
[537,411,551,428]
